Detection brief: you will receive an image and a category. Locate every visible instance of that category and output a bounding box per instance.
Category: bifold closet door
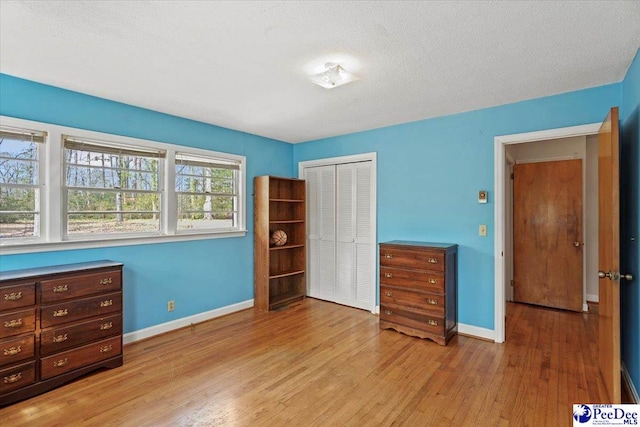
[305,161,374,311]
[335,162,374,310]
[305,165,336,301]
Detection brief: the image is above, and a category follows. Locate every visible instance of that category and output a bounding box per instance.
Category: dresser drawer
[0,283,36,311]
[0,334,35,368]
[41,269,122,303]
[41,292,122,328]
[0,361,36,394]
[380,304,445,336]
[1,309,36,339]
[380,247,445,271]
[380,267,444,293]
[40,336,121,380]
[41,313,122,356]
[380,286,445,316]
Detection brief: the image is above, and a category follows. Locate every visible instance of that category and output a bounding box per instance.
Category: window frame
[174,152,241,235]
[0,125,47,243]
[0,116,247,254]
[62,135,166,240]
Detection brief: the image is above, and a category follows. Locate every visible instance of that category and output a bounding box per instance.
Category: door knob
[598,271,634,281]
[574,241,582,247]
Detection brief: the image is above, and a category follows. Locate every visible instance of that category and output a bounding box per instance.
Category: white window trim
[0,116,247,255]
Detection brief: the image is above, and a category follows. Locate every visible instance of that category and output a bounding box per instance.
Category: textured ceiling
[1,1,639,143]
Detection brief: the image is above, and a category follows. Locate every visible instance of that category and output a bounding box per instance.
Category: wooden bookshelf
[254,176,306,311]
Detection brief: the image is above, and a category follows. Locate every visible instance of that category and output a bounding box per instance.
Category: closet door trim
[298,152,377,313]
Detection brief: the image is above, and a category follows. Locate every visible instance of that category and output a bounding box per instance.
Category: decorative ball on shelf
[270,229,288,247]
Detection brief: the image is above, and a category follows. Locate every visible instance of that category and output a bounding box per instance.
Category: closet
[303,160,375,311]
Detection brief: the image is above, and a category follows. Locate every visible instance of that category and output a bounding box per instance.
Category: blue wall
[621,49,640,394]
[294,84,621,331]
[0,74,294,333]
[2,61,638,393]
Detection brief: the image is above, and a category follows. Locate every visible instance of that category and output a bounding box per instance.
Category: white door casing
[494,123,600,343]
[299,152,377,313]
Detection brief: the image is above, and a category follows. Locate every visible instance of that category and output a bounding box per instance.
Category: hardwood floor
[0,299,607,426]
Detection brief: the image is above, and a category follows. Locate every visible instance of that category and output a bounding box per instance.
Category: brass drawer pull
[53,334,68,343]
[384,254,393,259]
[53,285,69,293]
[428,278,438,284]
[99,344,113,353]
[4,319,23,328]
[427,298,439,305]
[427,258,438,264]
[384,273,393,278]
[4,292,23,301]
[4,373,22,384]
[100,322,113,330]
[99,277,113,285]
[384,310,393,316]
[428,319,439,326]
[100,299,113,307]
[3,345,22,356]
[53,358,68,368]
[53,309,68,317]
[384,291,393,297]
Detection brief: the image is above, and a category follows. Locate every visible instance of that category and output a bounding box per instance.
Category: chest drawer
[380,304,445,336]
[41,269,121,303]
[41,336,121,380]
[380,267,444,293]
[380,286,445,316]
[0,334,35,368]
[0,361,36,394]
[0,283,36,311]
[1,309,36,339]
[380,247,445,271]
[41,313,122,356]
[41,292,122,329]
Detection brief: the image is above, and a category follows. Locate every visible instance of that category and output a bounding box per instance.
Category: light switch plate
[478,190,488,204]
[479,224,487,236]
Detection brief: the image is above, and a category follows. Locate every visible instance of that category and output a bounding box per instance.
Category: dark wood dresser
[379,241,458,345]
[0,260,123,406]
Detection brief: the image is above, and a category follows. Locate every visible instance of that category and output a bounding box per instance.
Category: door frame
[494,124,600,343]
[298,152,378,313]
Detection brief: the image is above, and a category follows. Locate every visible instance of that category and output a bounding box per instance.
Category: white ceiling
[1,1,639,144]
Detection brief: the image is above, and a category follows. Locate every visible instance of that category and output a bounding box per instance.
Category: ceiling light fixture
[309,62,359,89]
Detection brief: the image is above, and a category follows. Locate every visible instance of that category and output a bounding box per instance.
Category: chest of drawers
[379,241,457,345]
[0,260,123,406]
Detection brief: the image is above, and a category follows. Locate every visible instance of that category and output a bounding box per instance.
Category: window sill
[0,230,247,255]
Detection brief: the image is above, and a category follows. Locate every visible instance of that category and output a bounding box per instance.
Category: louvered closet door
[335,162,374,311]
[304,165,336,300]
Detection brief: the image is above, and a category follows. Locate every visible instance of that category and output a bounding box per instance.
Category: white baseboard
[374,305,380,315]
[123,299,254,345]
[623,362,640,403]
[586,293,599,303]
[458,323,495,341]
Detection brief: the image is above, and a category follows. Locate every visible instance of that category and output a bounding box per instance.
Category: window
[63,136,165,237]
[175,153,239,232]
[0,115,246,252]
[0,126,45,241]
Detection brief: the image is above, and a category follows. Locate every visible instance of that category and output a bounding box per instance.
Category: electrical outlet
[479,224,487,237]
[167,300,175,312]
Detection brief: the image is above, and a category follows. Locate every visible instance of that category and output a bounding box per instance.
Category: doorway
[494,123,601,343]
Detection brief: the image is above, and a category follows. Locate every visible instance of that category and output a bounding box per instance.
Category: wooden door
[513,159,583,311]
[598,107,621,403]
